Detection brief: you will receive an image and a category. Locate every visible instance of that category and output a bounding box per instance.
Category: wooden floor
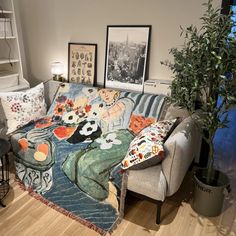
[0,167,235,236]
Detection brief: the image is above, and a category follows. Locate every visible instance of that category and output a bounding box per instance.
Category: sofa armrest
[43,80,61,109]
[161,115,201,196]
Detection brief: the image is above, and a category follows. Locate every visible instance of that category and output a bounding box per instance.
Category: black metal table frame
[0,139,10,207]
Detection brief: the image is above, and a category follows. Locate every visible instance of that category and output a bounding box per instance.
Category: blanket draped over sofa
[11,83,166,234]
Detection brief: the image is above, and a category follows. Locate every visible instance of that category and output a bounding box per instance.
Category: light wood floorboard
[0,170,235,236]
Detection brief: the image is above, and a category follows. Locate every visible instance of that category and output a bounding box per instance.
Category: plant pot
[193,169,230,217]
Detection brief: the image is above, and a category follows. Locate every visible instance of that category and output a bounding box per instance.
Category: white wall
[14,0,221,86]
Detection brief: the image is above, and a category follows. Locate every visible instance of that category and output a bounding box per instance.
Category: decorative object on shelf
[104,25,151,93]
[51,62,65,82]
[0,138,10,207]
[68,43,97,86]
[161,0,236,217]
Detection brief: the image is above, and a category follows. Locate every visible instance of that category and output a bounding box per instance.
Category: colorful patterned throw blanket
[11,83,166,235]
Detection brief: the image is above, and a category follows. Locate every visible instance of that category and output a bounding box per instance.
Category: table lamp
[51,62,64,81]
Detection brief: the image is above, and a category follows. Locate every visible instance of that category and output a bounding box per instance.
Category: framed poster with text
[68,43,97,85]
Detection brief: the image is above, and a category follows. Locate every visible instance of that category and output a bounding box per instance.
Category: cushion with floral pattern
[0,83,47,134]
[121,119,177,170]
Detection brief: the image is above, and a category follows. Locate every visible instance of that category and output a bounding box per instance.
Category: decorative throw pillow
[121,119,177,170]
[0,83,47,134]
[129,114,156,135]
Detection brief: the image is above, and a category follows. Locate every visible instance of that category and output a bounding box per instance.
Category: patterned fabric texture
[121,119,177,170]
[11,83,166,235]
[0,83,47,134]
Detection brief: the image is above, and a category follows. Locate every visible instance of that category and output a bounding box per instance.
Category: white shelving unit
[0,0,29,92]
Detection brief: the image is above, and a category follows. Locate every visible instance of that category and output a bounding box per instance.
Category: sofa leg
[156,201,163,224]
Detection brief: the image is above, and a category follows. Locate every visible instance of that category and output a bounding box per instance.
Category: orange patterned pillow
[122,119,177,170]
[129,115,156,135]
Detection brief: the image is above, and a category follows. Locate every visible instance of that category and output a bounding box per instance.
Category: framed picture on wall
[104,25,151,93]
[68,43,97,85]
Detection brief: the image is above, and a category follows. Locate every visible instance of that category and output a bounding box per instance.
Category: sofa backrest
[43,80,61,109]
[44,81,167,135]
[45,80,167,117]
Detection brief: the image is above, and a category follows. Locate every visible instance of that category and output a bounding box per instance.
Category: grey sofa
[0,80,202,223]
[127,112,201,223]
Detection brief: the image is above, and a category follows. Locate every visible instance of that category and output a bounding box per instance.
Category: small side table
[0,139,10,207]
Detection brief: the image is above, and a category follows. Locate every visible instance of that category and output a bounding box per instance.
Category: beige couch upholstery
[0,80,202,224]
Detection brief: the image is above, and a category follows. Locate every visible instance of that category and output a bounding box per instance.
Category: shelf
[0,80,29,92]
[0,58,19,64]
[0,36,16,39]
[5,83,29,92]
[0,10,13,14]
[0,0,29,92]
[0,70,18,78]
[0,71,19,89]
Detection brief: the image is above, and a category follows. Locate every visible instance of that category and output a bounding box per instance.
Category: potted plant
[161,0,236,217]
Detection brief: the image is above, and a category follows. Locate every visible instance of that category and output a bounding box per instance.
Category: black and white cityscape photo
[105,26,151,92]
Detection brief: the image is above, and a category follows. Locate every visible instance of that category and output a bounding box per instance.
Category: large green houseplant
[162,0,236,216]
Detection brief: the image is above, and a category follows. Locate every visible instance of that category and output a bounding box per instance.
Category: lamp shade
[51,62,64,75]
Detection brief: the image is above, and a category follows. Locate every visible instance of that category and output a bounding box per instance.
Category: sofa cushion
[0,83,47,135]
[121,119,177,170]
[128,114,156,135]
[127,164,167,201]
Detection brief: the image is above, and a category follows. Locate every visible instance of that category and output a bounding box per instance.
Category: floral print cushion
[0,83,47,134]
[121,119,177,170]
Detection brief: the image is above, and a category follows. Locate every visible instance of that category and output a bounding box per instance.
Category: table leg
[0,200,6,207]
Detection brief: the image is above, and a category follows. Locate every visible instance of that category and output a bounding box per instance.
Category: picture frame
[104,25,151,93]
[68,43,97,85]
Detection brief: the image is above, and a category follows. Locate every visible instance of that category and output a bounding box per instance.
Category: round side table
[0,138,10,207]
